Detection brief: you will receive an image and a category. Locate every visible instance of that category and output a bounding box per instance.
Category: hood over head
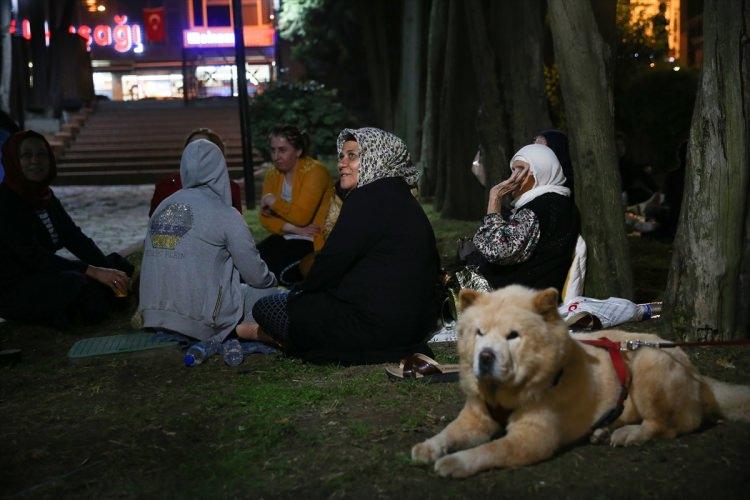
[179,139,232,206]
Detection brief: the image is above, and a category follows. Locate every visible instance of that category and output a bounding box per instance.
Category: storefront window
[192,0,204,26]
[206,0,231,27]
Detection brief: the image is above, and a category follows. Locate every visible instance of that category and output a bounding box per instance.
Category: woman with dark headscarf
[0,131,134,329]
[246,128,440,363]
[534,129,575,196]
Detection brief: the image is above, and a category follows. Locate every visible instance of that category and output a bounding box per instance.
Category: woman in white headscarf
[463,143,579,293]
[243,128,440,364]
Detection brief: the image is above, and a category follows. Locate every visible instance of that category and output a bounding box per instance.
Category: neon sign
[9,15,143,54]
[182,26,274,48]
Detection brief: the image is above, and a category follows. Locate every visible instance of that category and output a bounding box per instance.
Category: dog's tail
[701,376,750,422]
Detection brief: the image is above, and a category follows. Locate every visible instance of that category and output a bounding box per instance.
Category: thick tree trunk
[490,0,551,151]
[435,0,485,219]
[28,0,49,111]
[418,0,447,198]
[663,0,750,341]
[463,0,510,187]
[0,0,11,114]
[47,0,78,114]
[395,0,425,160]
[358,1,395,131]
[548,0,633,299]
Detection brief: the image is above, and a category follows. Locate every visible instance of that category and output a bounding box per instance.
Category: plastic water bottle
[221,338,244,367]
[183,336,221,367]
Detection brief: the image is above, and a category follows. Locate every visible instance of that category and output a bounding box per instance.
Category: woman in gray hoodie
[139,139,277,341]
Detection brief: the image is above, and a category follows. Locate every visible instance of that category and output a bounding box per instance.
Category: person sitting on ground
[245,127,440,364]
[533,129,575,196]
[0,130,134,329]
[257,125,332,281]
[148,128,243,217]
[138,139,277,342]
[461,143,580,294]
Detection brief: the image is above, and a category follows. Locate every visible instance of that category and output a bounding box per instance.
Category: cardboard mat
[68,332,180,360]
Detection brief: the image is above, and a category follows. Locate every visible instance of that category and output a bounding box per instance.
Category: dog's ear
[459,289,481,311]
[533,288,560,322]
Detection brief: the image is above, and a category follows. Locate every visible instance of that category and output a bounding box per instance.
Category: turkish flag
[143,7,166,43]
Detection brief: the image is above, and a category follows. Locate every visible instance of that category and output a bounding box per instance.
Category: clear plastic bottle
[183,336,222,367]
[221,338,244,367]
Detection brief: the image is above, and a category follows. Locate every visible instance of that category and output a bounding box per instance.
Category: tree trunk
[663,0,750,341]
[435,0,485,220]
[0,0,11,114]
[418,0,447,198]
[395,0,425,160]
[358,1,395,131]
[463,0,510,188]
[548,0,633,299]
[490,0,551,151]
[47,0,79,115]
[28,0,49,111]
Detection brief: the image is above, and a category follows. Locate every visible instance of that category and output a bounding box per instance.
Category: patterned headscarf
[336,127,418,188]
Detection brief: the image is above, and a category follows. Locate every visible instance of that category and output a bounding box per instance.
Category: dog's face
[456,285,571,402]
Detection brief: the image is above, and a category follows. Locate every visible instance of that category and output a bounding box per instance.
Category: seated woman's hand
[487,164,531,214]
[260,193,277,211]
[86,266,130,296]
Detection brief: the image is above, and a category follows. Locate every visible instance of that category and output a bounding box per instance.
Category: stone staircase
[55,99,261,186]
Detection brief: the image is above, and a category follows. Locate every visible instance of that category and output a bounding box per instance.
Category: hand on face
[19,137,51,183]
[486,162,532,214]
[338,140,361,190]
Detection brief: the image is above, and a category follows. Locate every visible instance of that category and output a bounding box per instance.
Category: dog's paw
[590,427,611,444]
[434,451,477,478]
[610,425,648,447]
[411,440,444,464]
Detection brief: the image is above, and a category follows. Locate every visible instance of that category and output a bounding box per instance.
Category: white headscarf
[510,144,570,209]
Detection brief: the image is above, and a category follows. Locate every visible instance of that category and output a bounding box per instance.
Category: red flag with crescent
[143,7,166,43]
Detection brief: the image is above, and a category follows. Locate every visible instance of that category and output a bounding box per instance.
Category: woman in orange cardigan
[258,125,332,282]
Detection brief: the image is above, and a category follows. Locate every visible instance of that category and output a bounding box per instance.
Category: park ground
[1,207,749,498]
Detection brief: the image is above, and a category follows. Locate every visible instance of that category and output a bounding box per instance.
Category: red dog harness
[579,337,631,429]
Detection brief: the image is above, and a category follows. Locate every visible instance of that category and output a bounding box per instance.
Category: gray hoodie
[139,139,276,340]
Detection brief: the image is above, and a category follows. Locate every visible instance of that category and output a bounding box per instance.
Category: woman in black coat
[0,130,134,329]
[244,127,440,363]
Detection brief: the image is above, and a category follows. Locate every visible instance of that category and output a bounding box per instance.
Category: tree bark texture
[489,0,551,152]
[548,0,633,299]
[418,0,447,197]
[358,0,395,131]
[663,0,750,341]
[463,0,510,188]
[0,0,11,114]
[395,0,425,161]
[435,0,485,220]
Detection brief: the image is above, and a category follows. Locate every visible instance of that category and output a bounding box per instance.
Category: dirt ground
[2,227,749,499]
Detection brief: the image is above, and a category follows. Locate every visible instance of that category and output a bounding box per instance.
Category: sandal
[385,353,460,384]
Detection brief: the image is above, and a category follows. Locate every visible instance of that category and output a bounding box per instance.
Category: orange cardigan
[259,156,333,251]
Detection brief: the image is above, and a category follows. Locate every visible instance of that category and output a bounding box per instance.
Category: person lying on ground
[244,127,441,364]
[460,143,579,295]
[0,130,134,329]
[138,139,277,342]
[257,125,333,282]
[148,128,243,217]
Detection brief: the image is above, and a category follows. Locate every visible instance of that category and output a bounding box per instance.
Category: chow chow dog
[411,285,750,478]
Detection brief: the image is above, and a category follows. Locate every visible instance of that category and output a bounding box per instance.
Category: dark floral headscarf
[336,127,418,188]
[1,130,57,209]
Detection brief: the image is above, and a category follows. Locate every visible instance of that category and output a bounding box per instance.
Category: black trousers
[257,234,314,283]
[0,253,134,329]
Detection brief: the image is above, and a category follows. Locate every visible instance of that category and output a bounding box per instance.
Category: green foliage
[544,64,565,130]
[249,81,352,159]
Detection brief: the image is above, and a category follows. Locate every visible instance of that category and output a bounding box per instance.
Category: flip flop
[385,353,460,384]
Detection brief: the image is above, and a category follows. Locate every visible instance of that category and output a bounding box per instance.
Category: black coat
[0,186,110,287]
[0,186,138,327]
[287,177,440,362]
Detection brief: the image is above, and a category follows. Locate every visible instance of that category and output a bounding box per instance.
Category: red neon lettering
[22,19,30,40]
[78,25,92,50]
[112,15,132,53]
[93,25,112,46]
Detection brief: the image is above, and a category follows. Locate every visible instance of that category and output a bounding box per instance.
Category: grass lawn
[1,207,748,498]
